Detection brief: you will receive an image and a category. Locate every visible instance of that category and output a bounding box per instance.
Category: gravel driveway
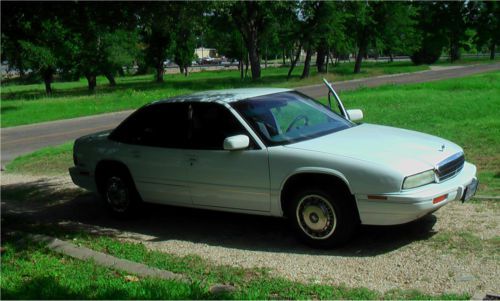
[2,174,499,296]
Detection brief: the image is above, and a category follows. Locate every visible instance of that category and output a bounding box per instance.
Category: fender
[279,167,351,193]
[269,167,353,217]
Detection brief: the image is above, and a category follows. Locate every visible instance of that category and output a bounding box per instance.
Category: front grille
[435,152,465,182]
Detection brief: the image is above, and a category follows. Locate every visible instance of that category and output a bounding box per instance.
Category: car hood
[284,123,463,175]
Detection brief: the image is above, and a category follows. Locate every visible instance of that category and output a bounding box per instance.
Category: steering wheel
[286,114,309,132]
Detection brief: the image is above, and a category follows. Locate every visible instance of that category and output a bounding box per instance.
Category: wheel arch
[279,168,359,221]
[94,159,133,195]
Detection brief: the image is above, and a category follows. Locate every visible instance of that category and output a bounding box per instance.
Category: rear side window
[109,103,188,148]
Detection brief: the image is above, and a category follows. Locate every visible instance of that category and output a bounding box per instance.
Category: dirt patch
[2,174,499,295]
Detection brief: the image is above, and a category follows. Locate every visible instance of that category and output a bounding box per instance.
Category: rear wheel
[287,187,357,248]
[101,169,141,218]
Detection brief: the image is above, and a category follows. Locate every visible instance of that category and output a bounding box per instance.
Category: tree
[230,1,274,80]
[443,2,469,62]
[172,3,203,76]
[62,2,140,90]
[347,2,420,73]
[469,1,500,60]
[1,2,74,94]
[205,8,247,79]
[140,3,176,83]
[410,2,448,65]
[376,3,419,62]
[346,2,377,74]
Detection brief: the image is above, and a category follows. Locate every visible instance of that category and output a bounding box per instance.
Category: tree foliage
[1,1,495,91]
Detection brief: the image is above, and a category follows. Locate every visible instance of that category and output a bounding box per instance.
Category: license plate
[462,178,478,202]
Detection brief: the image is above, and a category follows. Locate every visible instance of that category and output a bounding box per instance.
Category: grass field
[0,229,469,300]
[6,71,500,195]
[0,61,433,128]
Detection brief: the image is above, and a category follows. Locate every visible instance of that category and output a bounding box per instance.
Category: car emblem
[439,144,445,152]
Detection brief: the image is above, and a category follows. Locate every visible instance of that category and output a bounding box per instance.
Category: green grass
[6,71,499,195]
[5,141,74,175]
[0,234,210,299]
[434,55,500,66]
[0,230,469,300]
[1,61,432,127]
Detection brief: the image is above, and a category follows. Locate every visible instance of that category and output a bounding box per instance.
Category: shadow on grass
[1,62,418,101]
[1,179,437,257]
[1,105,18,114]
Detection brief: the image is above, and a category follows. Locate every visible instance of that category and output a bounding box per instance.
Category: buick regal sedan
[69,81,478,247]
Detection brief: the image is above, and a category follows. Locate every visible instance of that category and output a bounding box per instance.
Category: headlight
[403,170,435,189]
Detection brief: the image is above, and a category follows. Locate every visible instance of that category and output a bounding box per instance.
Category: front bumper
[69,166,97,192]
[356,162,477,225]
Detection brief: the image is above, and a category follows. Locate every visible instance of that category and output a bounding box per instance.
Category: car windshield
[232,91,354,146]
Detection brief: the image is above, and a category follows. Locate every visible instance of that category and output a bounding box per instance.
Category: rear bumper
[69,166,97,192]
[356,162,477,225]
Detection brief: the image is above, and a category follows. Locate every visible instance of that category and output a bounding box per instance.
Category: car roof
[154,88,293,104]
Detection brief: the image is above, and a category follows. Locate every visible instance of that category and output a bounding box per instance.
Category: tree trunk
[85,74,97,91]
[450,42,460,62]
[301,47,313,79]
[240,60,244,80]
[354,36,368,74]
[287,43,302,79]
[42,69,53,95]
[246,33,261,80]
[155,62,164,82]
[389,53,394,63]
[316,44,327,73]
[265,45,268,69]
[490,42,496,60]
[245,52,249,78]
[104,71,116,86]
[184,67,189,77]
[325,52,329,74]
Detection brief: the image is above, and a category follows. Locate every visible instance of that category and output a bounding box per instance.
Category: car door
[186,102,270,212]
[111,103,192,206]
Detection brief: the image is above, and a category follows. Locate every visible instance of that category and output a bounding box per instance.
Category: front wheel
[287,187,357,248]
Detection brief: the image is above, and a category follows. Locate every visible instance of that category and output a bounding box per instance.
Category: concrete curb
[26,233,187,282]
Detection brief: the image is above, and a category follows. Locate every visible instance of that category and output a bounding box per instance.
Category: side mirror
[347,109,363,121]
[223,135,250,151]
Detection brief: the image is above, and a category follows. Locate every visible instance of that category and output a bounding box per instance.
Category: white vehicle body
[70,86,477,243]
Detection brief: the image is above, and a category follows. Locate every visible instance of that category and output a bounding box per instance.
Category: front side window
[232,92,353,146]
[189,103,249,150]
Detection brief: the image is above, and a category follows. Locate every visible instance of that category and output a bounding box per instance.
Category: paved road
[2,63,499,166]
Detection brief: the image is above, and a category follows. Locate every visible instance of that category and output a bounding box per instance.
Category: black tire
[100,169,141,218]
[286,187,358,248]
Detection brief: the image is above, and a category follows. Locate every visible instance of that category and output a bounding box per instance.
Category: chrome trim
[435,152,465,183]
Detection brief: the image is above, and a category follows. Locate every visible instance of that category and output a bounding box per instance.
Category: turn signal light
[433,194,448,204]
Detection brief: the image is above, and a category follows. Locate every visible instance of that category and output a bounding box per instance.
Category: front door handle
[188,157,197,166]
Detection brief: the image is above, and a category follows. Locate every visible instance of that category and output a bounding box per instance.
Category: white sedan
[69,81,478,247]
